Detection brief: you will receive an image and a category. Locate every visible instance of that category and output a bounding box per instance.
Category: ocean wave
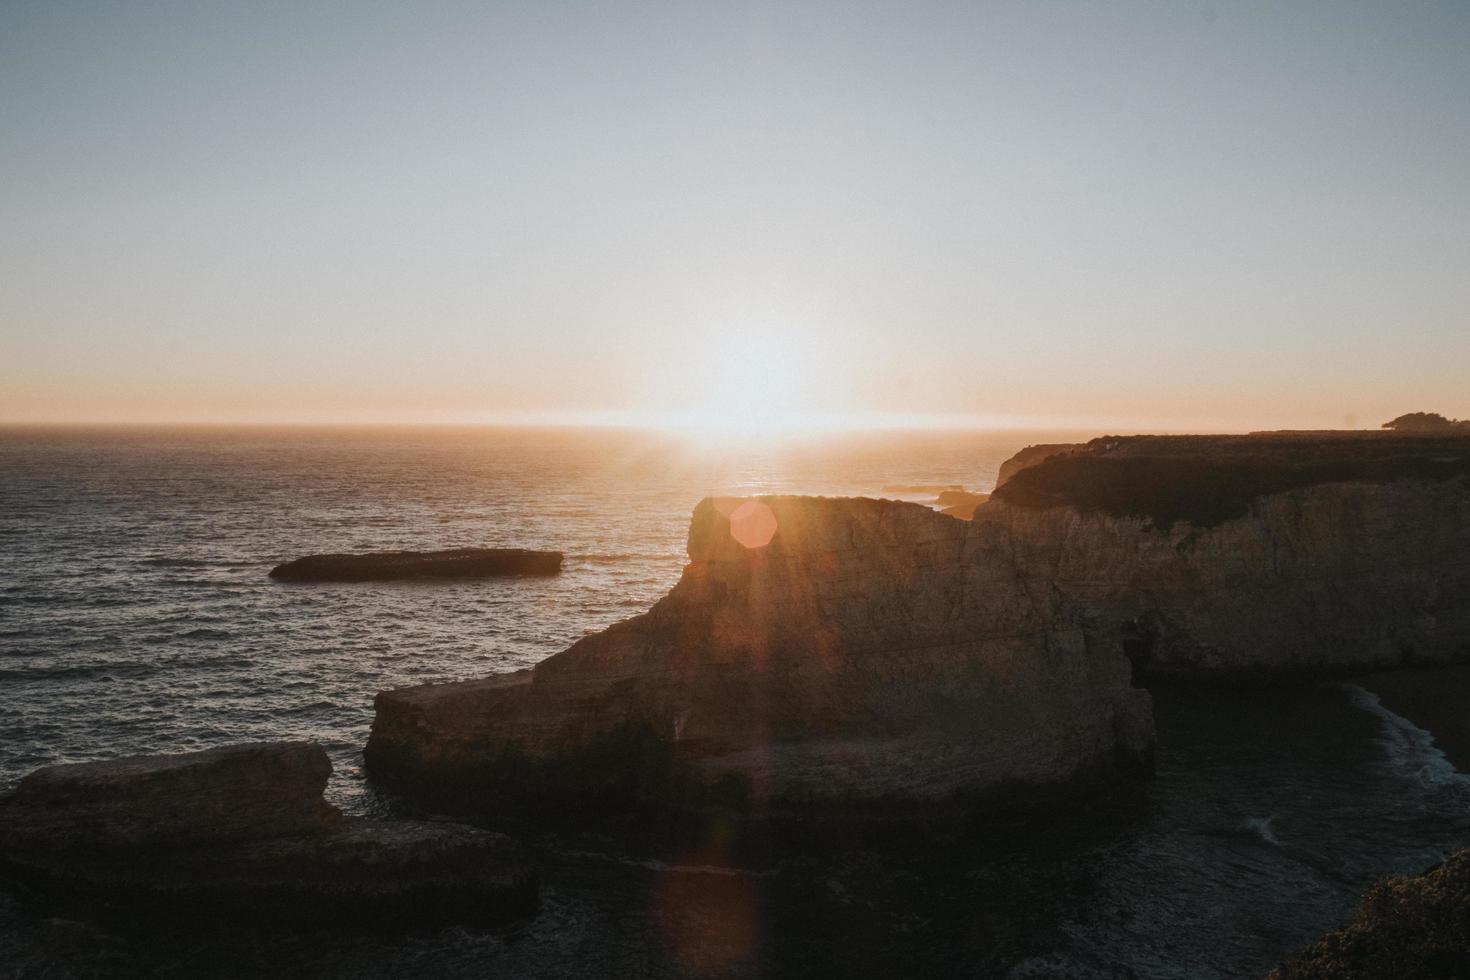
[0,661,156,682]
[1238,814,1282,846]
[573,552,672,564]
[546,845,778,878]
[178,628,234,640]
[1340,682,1470,788]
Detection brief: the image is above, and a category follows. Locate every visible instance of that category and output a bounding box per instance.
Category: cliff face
[366,433,1470,818]
[978,434,1470,677]
[366,496,1155,817]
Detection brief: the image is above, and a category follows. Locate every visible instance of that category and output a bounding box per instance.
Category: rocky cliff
[366,496,1156,818]
[366,432,1470,819]
[993,442,1083,489]
[978,432,1470,678]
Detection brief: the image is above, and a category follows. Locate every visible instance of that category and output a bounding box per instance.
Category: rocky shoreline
[5,430,1469,963]
[367,432,1470,825]
[0,743,536,929]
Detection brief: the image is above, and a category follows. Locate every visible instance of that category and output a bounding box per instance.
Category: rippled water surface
[2,426,1467,979]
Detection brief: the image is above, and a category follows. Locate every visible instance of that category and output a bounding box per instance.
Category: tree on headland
[1381,412,1470,431]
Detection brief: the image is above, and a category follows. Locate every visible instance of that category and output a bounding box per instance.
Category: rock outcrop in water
[269,547,562,582]
[365,431,1470,820]
[0,743,536,927]
[1268,849,1470,979]
[366,496,1156,819]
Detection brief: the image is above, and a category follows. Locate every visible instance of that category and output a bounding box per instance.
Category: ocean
[2,426,1467,979]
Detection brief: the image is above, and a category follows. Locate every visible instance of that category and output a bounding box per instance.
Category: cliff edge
[366,432,1470,820]
[366,496,1155,819]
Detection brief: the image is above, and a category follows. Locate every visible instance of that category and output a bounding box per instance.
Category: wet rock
[268,548,562,582]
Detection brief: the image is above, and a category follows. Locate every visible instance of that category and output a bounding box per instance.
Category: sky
[2,0,1468,431]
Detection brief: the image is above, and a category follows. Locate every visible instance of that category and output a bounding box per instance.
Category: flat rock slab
[0,743,539,929]
[0,742,338,850]
[269,548,563,582]
[3,819,537,929]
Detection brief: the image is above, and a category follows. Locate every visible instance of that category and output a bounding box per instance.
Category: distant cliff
[366,432,1470,818]
[992,442,1082,489]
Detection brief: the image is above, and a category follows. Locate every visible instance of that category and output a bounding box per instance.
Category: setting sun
[694,331,803,432]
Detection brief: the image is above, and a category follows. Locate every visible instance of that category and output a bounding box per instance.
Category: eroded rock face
[0,744,537,928]
[366,497,1156,818]
[0,742,339,852]
[976,434,1470,678]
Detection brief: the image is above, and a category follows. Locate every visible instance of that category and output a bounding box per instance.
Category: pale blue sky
[3,1,1468,428]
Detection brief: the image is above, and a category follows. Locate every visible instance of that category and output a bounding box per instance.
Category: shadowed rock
[268,547,562,582]
[366,496,1156,821]
[366,431,1470,826]
[1269,850,1470,979]
[0,744,537,928]
[936,490,990,519]
[0,742,339,850]
[993,443,1083,489]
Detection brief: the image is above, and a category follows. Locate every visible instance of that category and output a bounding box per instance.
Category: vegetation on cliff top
[1382,412,1470,431]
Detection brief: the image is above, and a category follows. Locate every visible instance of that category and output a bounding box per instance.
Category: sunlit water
[1,426,1467,979]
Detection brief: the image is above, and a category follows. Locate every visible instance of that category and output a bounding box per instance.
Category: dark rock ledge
[269,547,563,582]
[0,742,536,929]
[1269,849,1470,979]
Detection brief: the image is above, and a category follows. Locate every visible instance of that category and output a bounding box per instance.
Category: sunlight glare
[696,331,803,433]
